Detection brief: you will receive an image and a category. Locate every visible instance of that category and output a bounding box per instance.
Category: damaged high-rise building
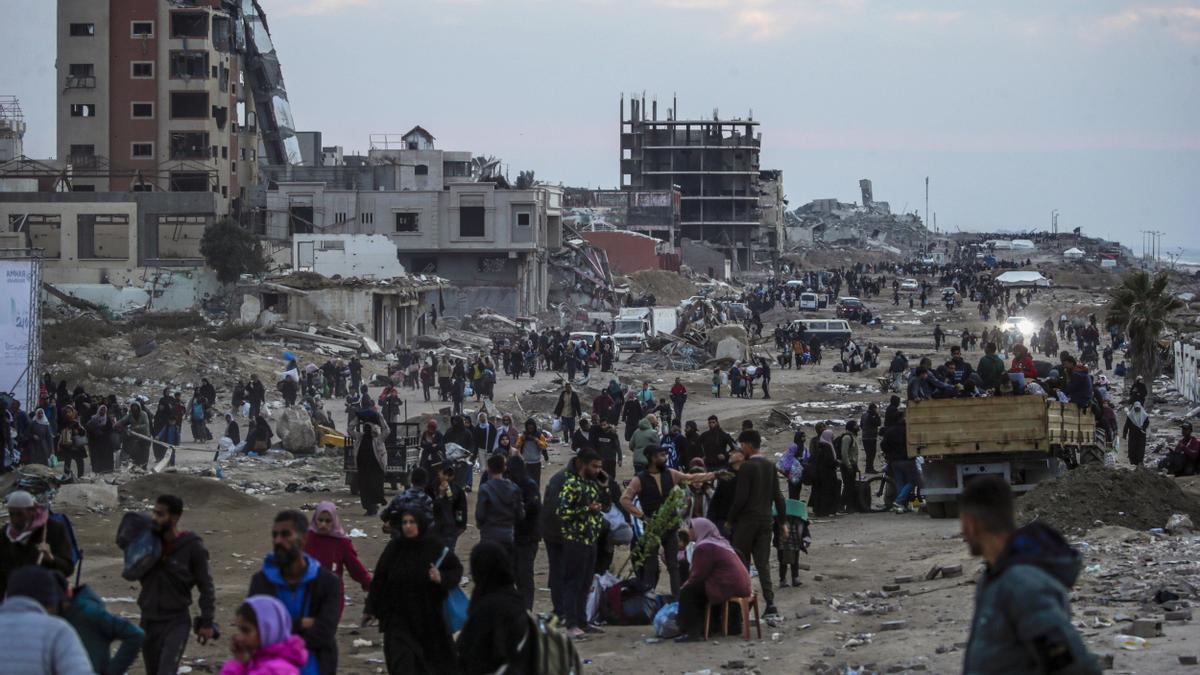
[619,94,784,272]
[54,0,301,217]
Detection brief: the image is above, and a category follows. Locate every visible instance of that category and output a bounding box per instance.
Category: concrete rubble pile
[549,225,616,310]
[271,320,384,357]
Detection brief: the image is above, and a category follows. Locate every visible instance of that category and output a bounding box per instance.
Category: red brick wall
[581,231,662,275]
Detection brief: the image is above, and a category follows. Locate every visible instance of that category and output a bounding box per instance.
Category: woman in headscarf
[117,402,151,468]
[810,429,841,517]
[86,404,116,473]
[57,404,88,477]
[506,455,541,610]
[356,418,388,516]
[303,502,372,620]
[621,390,643,443]
[365,506,463,674]
[418,420,446,475]
[674,518,752,642]
[1122,401,1150,466]
[455,541,531,674]
[222,595,309,675]
[27,408,54,465]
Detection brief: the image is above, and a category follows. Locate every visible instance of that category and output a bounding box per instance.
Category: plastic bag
[586,572,619,624]
[551,418,562,434]
[116,512,162,581]
[240,401,251,417]
[654,602,681,638]
[444,586,469,633]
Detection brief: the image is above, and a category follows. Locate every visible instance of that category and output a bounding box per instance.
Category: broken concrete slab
[1128,619,1162,638]
[276,406,318,454]
[54,483,120,511]
[714,336,747,362]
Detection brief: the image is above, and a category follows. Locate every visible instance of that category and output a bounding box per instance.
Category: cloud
[887,9,964,27]
[1082,5,1200,43]
[276,0,376,17]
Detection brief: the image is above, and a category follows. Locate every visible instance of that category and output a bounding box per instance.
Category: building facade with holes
[265,181,564,317]
[53,0,306,217]
[0,191,223,312]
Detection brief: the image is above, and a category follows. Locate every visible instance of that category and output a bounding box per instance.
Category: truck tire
[944,501,960,518]
[926,501,947,519]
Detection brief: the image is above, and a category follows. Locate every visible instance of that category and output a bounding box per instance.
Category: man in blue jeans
[880,409,917,513]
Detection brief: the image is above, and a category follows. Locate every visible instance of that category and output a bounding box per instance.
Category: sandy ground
[35,265,1200,674]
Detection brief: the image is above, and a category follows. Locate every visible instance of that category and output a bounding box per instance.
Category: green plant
[200,217,269,283]
[1104,270,1183,390]
[624,485,688,575]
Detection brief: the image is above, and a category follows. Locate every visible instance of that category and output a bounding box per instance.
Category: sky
[2,0,1198,251]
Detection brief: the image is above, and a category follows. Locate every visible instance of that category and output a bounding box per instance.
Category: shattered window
[170,12,208,38]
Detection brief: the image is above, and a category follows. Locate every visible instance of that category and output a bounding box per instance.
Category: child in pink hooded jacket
[221,595,308,675]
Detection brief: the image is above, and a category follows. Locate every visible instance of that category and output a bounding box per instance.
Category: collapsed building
[785,179,928,254]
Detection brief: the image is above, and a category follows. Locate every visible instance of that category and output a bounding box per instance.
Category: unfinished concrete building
[620,94,781,271]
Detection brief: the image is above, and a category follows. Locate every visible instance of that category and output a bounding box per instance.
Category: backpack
[525,611,583,675]
[48,510,84,585]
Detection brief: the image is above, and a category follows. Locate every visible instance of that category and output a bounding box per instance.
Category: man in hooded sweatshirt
[138,494,216,675]
[961,476,1099,675]
[629,415,661,474]
[248,510,341,675]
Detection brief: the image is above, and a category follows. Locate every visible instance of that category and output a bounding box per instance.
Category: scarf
[32,409,49,427]
[5,505,49,545]
[309,501,348,539]
[690,517,736,555]
[1126,402,1148,429]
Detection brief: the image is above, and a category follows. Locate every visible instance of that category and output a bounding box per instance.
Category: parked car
[836,297,868,320]
[899,278,920,292]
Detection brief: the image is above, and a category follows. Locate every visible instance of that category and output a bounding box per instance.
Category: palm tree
[1104,270,1183,391]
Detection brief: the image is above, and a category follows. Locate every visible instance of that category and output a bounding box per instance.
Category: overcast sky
[2,0,1198,251]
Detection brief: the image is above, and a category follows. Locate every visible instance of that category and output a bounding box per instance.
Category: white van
[789,318,853,347]
[798,292,820,311]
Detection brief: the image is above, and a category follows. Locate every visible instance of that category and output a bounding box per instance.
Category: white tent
[995,271,1051,287]
[1010,239,1036,250]
[1063,247,1085,260]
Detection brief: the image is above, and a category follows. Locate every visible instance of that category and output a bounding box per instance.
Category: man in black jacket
[475,454,526,557]
[248,510,340,675]
[699,415,738,469]
[860,403,882,474]
[881,410,917,513]
[138,495,216,675]
[553,384,583,444]
[541,455,579,618]
[726,430,786,617]
[589,417,623,479]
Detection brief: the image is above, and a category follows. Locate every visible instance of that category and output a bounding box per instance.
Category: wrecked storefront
[237,272,446,353]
